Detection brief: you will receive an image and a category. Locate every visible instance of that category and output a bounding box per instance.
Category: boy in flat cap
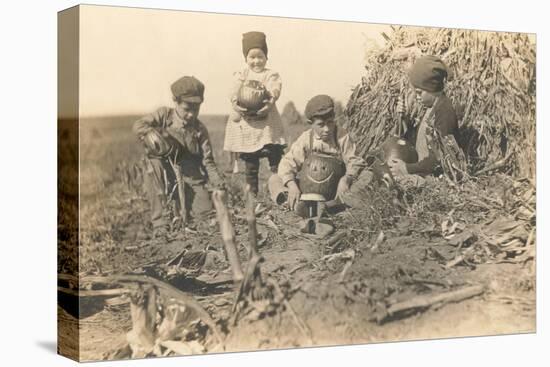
[133,76,224,237]
[223,31,286,196]
[388,55,460,182]
[274,95,366,214]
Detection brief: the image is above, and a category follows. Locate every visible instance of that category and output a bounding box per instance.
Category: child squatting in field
[271,94,367,217]
[133,76,224,237]
[388,55,460,184]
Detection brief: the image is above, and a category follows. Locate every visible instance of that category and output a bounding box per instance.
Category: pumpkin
[372,136,418,183]
[382,136,418,163]
[237,80,267,112]
[141,129,177,158]
[299,153,346,201]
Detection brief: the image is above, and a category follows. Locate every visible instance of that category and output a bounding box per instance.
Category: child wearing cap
[133,76,224,236]
[223,31,286,195]
[388,56,459,182]
[275,95,366,212]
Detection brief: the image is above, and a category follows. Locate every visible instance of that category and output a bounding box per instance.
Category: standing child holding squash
[223,31,286,195]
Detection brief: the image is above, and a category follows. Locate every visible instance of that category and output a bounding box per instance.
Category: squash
[237,80,267,112]
[372,136,418,183]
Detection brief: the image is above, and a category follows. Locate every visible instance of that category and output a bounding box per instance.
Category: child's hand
[232,101,248,114]
[256,98,274,117]
[287,180,301,211]
[336,176,352,197]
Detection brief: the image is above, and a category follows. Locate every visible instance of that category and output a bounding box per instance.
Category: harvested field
[58,108,535,360]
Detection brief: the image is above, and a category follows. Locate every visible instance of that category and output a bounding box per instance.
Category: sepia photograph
[57,4,536,362]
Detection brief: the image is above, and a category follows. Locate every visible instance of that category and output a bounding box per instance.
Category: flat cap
[171,76,205,103]
[304,95,335,120]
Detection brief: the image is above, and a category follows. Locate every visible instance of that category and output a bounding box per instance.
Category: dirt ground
[62,182,535,361]
[60,220,535,360]
[57,116,535,361]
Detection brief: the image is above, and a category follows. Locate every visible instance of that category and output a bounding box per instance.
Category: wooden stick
[379,284,485,323]
[166,149,188,225]
[57,273,78,282]
[288,263,309,275]
[172,163,188,225]
[245,187,260,260]
[57,286,127,297]
[166,248,187,266]
[445,245,479,269]
[475,151,513,176]
[403,278,449,288]
[323,232,347,250]
[212,189,244,283]
[104,295,131,307]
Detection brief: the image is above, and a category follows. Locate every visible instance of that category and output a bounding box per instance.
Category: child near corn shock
[133,76,224,237]
[223,31,286,195]
[274,95,366,214]
[388,56,460,183]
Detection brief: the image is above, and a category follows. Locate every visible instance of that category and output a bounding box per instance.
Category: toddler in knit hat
[222,31,286,196]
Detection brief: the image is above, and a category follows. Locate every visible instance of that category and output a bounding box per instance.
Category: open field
[58,114,535,361]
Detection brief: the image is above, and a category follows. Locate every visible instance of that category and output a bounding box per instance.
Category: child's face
[246,48,267,72]
[311,115,336,142]
[175,100,201,123]
[415,88,437,108]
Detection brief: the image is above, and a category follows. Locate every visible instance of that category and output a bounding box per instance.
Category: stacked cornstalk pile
[345,26,536,177]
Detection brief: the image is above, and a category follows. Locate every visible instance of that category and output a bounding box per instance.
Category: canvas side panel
[57,5,80,362]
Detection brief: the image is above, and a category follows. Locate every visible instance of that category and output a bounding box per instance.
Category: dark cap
[242,31,268,59]
[304,95,335,120]
[171,76,205,103]
[407,56,448,93]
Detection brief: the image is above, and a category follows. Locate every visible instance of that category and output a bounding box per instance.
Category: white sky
[78,5,389,117]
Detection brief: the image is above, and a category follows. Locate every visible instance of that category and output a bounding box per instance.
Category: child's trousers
[144,157,213,228]
[239,144,285,194]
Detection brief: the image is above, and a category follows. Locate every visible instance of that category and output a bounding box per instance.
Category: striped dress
[223,67,286,153]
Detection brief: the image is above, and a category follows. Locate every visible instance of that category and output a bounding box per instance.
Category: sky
[74,5,389,117]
